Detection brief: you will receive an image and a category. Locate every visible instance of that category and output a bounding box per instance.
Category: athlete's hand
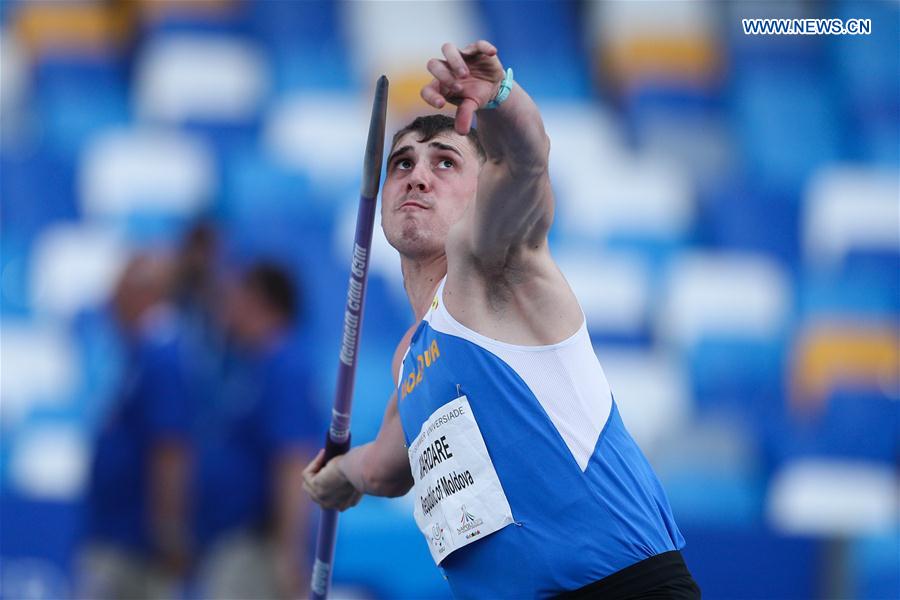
[302,450,363,511]
[421,40,505,135]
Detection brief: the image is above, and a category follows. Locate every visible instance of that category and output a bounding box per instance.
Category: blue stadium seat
[697,177,801,267]
[219,148,323,223]
[851,530,900,600]
[772,390,899,465]
[32,56,130,158]
[0,491,82,599]
[732,69,841,192]
[249,1,354,93]
[680,526,818,599]
[478,0,592,99]
[0,147,78,242]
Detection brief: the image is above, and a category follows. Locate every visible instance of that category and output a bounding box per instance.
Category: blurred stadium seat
[658,252,792,350]
[0,30,28,145]
[557,251,652,345]
[557,154,695,262]
[803,164,900,272]
[29,224,129,319]
[479,0,592,100]
[78,127,215,239]
[134,33,269,125]
[344,0,483,118]
[263,93,372,194]
[595,347,692,457]
[768,459,897,537]
[789,320,899,413]
[9,424,88,502]
[0,320,80,429]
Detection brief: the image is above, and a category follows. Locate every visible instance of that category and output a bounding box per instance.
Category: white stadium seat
[587,0,717,44]
[595,347,692,458]
[804,164,900,269]
[79,127,215,218]
[9,424,89,501]
[768,459,899,536]
[29,223,130,318]
[135,34,269,124]
[556,250,651,337]
[343,1,483,79]
[556,154,695,243]
[0,321,80,428]
[0,29,28,144]
[541,102,626,211]
[263,93,371,191]
[657,252,792,348]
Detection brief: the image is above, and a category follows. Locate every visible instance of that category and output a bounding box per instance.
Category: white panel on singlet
[423,279,612,472]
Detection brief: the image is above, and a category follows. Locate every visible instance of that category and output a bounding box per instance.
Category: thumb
[303,449,326,477]
[455,98,479,135]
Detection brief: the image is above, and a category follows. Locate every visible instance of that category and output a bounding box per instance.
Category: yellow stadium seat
[136,0,239,26]
[385,70,454,123]
[598,36,722,92]
[14,3,132,57]
[789,321,900,413]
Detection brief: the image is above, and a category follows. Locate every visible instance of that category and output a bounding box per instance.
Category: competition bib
[407,395,514,564]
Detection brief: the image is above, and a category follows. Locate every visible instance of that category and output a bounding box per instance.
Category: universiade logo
[431,524,447,553]
[457,505,484,539]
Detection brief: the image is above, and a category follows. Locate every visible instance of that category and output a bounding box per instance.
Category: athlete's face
[381,130,480,260]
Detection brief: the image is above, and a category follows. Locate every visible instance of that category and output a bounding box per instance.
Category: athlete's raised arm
[421,40,553,267]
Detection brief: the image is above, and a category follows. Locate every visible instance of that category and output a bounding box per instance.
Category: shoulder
[391,323,418,387]
[443,245,584,345]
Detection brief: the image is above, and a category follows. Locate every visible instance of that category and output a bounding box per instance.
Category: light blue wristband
[484,68,514,109]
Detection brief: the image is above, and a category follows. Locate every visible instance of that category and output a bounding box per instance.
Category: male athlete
[303,40,700,598]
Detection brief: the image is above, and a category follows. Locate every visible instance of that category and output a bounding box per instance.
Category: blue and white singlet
[396,277,685,598]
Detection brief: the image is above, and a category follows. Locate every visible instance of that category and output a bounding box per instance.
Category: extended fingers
[421,79,446,109]
[461,39,498,57]
[454,98,478,135]
[426,57,458,92]
[441,42,469,77]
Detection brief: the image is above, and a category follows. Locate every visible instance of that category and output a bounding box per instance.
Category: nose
[406,163,432,193]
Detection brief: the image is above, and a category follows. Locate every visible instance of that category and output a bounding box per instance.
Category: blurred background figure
[79,252,193,600]
[0,0,897,599]
[173,221,224,354]
[193,262,319,600]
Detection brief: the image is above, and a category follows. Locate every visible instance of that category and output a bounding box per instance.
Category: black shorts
[555,550,701,599]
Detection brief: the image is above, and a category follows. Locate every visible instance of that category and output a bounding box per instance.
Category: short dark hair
[243,262,300,323]
[390,114,486,164]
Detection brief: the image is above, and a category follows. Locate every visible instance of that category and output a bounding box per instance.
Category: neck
[400,252,447,321]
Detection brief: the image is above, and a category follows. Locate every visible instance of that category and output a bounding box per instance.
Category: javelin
[310,75,389,600]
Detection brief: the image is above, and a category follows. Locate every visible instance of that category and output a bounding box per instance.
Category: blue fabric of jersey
[86,324,192,553]
[194,335,320,548]
[397,321,685,598]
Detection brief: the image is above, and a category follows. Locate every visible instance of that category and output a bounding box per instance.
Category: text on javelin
[339,243,368,366]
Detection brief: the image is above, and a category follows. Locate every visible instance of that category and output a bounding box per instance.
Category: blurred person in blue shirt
[81,252,194,599]
[194,261,320,600]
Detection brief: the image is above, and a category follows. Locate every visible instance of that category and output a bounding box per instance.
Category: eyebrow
[387,145,413,166]
[387,141,464,167]
[429,141,463,158]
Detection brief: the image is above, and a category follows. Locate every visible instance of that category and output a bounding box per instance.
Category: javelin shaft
[310,75,388,600]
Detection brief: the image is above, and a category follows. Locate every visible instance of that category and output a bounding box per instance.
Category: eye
[437,158,455,170]
[394,158,413,170]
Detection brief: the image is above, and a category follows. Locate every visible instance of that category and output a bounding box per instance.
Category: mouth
[398,199,429,211]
